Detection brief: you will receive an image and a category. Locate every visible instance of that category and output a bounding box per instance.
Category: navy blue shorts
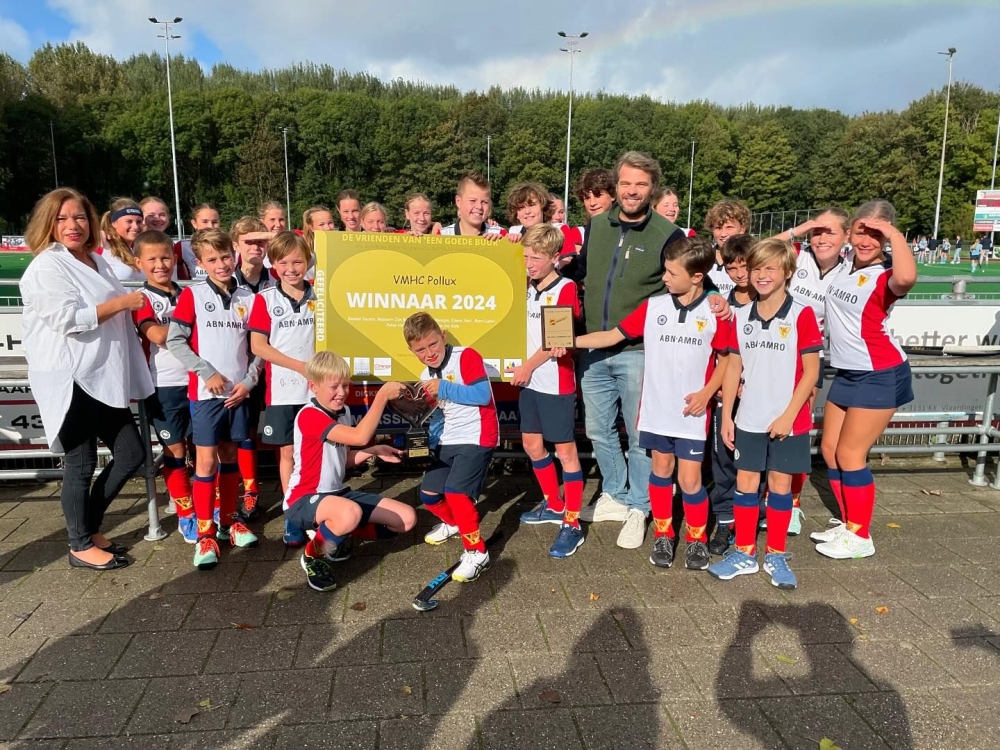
[421,444,493,499]
[734,429,811,475]
[827,361,913,410]
[284,489,382,531]
[639,431,706,462]
[146,386,191,447]
[261,404,304,446]
[518,389,575,444]
[191,399,252,447]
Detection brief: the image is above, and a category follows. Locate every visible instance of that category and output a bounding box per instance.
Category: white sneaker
[578,492,629,523]
[810,519,846,544]
[617,508,648,549]
[424,523,459,545]
[815,528,875,559]
[452,549,490,582]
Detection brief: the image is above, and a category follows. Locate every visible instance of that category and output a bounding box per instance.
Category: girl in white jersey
[100,198,145,282]
[814,200,916,560]
[175,204,220,281]
[774,208,849,532]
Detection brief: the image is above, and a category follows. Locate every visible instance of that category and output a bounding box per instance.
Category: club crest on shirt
[307,300,316,311]
[695,317,708,333]
[152,300,165,313]
[778,324,791,339]
[544,295,555,305]
[743,323,754,335]
[204,302,216,312]
[446,373,456,383]
[857,274,869,287]
[796,268,809,279]
[272,307,285,317]
[657,315,668,326]
[235,304,249,319]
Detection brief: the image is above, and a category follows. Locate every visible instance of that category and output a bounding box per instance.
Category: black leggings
[57,385,146,551]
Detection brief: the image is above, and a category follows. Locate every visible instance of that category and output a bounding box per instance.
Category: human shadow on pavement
[716,601,913,750]
[463,606,661,750]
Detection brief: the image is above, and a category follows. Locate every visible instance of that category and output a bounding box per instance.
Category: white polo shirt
[619,291,731,441]
[708,264,735,296]
[825,261,906,372]
[421,346,499,448]
[248,284,316,406]
[284,402,351,508]
[790,248,845,335]
[171,280,255,401]
[729,295,822,435]
[135,283,188,388]
[525,276,579,396]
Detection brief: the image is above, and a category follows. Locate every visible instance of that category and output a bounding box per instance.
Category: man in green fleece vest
[568,152,727,549]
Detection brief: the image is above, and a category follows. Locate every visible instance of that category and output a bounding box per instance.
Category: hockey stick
[412,528,504,612]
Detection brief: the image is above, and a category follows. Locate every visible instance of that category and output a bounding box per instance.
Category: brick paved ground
[1,457,1000,749]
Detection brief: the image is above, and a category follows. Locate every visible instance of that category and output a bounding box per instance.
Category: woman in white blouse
[20,188,154,570]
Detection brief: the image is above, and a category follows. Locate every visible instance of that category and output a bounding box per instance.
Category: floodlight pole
[559,31,588,215]
[149,17,185,239]
[932,47,956,240]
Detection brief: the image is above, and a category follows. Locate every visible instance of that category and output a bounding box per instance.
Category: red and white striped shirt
[825,261,906,371]
[283,402,352,509]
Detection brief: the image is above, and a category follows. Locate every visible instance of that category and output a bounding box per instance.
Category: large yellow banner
[314,232,527,381]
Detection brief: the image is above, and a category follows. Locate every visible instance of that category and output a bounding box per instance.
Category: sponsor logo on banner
[374,358,392,377]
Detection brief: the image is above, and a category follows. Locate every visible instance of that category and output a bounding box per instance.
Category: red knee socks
[791,473,805,508]
[563,470,583,528]
[765,492,792,553]
[162,455,192,517]
[733,491,760,554]
[841,467,875,538]
[193,474,215,537]
[531,455,564,512]
[682,487,709,543]
[649,473,675,538]
[445,491,485,552]
[238,440,259,495]
[827,467,846,522]
[218,463,240,524]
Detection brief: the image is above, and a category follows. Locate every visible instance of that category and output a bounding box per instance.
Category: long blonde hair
[24,187,101,255]
[100,197,142,268]
[302,205,332,247]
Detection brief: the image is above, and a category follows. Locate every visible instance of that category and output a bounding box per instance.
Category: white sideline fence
[2,278,1000,544]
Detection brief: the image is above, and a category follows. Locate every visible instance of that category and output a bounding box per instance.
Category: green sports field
[910,259,1000,297]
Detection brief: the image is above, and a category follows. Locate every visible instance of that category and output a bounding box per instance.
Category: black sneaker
[685,540,711,570]
[709,524,734,556]
[300,553,338,592]
[325,536,354,563]
[239,491,261,522]
[649,536,675,568]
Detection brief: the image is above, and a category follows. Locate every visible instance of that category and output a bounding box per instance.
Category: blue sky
[1,0,998,114]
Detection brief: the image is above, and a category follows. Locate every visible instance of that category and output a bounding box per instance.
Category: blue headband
[111,206,143,222]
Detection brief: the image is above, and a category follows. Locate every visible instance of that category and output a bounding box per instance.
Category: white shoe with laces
[617,508,648,549]
[578,492,629,523]
[815,528,876,559]
[810,519,846,544]
[452,549,490,582]
[424,523,459,545]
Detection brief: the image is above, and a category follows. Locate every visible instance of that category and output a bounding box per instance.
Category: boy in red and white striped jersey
[406,312,499,584]
[507,225,585,559]
[283,352,413,592]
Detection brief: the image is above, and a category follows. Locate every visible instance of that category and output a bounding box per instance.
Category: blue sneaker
[763,552,797,590]
[707,549,759,581]
[787,507,804,536]
[519,501,564,525]
[549,524,584,558]
[283,518,307,548]
[178,516,199,544]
